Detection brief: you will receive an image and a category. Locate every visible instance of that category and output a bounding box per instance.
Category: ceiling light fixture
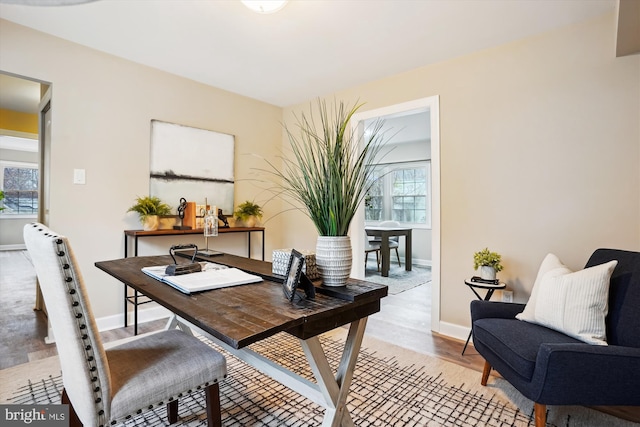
[241,0,288,14]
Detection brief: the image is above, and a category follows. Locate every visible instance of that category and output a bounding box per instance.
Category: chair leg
[167,399,179,424]
[481,360,492,386]
[376,250,380,271]
[394,248,401,267]
[534,402,547,427]
[61,388,82,427]
[205,383,222,427]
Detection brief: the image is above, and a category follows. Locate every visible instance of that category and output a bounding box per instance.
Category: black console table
[123,226,265,334]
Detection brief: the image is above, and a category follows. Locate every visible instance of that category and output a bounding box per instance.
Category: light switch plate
[73,169,86,185]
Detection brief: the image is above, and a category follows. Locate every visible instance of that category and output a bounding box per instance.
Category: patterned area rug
[364,258,431,294]
[1,330,636,427]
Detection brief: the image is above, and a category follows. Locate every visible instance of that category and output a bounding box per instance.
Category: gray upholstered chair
[24,223,227,427]
[371,220,402,267]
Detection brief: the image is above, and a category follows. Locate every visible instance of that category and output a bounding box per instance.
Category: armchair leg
[534,402,546,427]
[205,383,222,427]
[61,388,82,427]
[167,399,179,424]
[481,361,492,386]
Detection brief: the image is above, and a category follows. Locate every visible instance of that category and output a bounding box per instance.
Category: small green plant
[233,200,263,221]
[127,196,172,223]
[0,190,5,211]
[473,248,504,272]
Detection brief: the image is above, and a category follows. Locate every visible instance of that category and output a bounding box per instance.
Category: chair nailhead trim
[50,233,107,427]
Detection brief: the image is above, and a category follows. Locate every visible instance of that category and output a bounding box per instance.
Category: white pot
[315,236,352,287]
[480,266,497,280]
[142,215,159,231]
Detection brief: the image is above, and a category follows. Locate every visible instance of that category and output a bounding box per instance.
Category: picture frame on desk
[283,249,305,301]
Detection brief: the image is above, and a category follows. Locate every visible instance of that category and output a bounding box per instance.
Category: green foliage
[234,200,263,221]
[473,248,504,272]
[263,99,387,236]
[0,190,4,211]
[127,196,171,222]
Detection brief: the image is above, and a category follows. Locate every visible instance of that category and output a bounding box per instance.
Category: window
[0,161,39,217]
[365,161,430,227]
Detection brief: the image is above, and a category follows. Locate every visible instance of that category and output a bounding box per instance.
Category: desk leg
[301,318,366,427]
[171,315,367,427]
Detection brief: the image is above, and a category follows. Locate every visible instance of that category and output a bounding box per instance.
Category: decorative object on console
[199,199,222,256]
[173,197,191,230]
[126,195,172,231]
[218,209,230,228]
[261,100,388,286]
[233,200,263,227]
[272,248,319,280]
[473,247,504,280]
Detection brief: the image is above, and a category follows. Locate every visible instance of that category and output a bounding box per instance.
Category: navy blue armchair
[471,248,640,427]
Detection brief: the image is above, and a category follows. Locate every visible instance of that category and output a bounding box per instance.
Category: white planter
[480,266,497,280]
[315,236,352,287]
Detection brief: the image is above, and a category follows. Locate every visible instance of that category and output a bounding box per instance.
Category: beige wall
[1,10,638,336]
[0,19,285,319]
[283,12,640,332]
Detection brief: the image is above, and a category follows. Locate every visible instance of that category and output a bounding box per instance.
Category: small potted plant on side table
[473,247,504,281]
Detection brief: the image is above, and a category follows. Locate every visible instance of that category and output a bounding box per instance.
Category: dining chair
[364,234,381,271]
[371,220,402,267]
[24,223,227,427]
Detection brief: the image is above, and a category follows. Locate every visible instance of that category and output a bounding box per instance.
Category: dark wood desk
[123,227,265,334]
[95,254,387,426]
[365,226,412,277]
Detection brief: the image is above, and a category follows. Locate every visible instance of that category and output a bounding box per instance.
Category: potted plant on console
[127,196,172,231]
[263,99,388,286]
[233,200,263,227]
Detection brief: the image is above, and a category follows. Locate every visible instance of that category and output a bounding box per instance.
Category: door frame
[350,95,441,332]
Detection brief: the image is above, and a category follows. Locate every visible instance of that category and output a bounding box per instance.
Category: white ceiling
[0,0,617,108]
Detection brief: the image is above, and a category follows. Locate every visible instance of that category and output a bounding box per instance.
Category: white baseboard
[437,321,471,343]
[411,258,432,268]
[95,305,172,332]
[0,244,26,251]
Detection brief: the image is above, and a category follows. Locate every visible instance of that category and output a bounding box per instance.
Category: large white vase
[315,236,352,287]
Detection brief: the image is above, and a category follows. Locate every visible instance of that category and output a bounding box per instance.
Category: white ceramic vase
[315,236,352,287]
[480,266,497,280]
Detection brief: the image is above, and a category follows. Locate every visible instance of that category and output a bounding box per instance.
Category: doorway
[351,95,441,332]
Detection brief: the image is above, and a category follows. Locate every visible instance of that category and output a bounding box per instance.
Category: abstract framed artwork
[149,120,234,214]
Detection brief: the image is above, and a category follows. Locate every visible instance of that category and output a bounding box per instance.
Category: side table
[462,278,506,355]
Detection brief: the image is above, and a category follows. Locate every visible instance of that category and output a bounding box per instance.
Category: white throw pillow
[516,253,617,345]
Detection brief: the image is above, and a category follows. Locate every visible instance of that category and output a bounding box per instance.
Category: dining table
[365,226,412,277]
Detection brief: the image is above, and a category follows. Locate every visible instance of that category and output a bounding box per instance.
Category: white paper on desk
[142,262,262,294]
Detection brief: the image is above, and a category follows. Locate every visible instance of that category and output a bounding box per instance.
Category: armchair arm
[470,300,525,322]
[533,343,640,405]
